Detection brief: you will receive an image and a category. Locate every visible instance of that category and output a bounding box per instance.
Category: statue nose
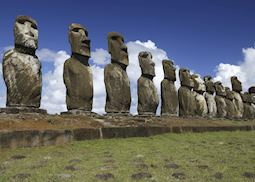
[121,45,127,52]
[26,31,34,37]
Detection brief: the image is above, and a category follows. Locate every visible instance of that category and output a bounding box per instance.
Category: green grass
[0,131,255,182]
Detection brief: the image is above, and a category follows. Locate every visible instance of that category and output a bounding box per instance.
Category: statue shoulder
[3,49,15,61]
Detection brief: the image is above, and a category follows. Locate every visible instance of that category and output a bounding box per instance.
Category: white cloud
[91,48,110,65]
[214,47,255,91]
[40,49,69,114]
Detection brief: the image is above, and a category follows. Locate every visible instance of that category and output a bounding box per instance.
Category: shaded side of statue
[231,76,244,119]
[214,81,227,118]
[63,23,93,112]
[137,51,159,115]
[160,60,178,116]
[178,68,196,117]
[104,32,131,114]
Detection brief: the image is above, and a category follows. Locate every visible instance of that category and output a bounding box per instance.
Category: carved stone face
[14,16,38,49]
[69,23,90,57]
[191,74,206,93]
[179,68,194,89]
[138,51,155,77]
[214,81,226,97]
[241,92,253,104]
[248,86,255,103]
[231,76,242,93]
[225,87,234,100]
[108,32,128,66]
[162,60,176,81]
[204,75,215,94]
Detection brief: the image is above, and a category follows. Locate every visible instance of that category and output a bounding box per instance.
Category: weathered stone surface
[248,86,255,94]
[204,93,217,118]
[161,60,178,116]
[192,74,208,117]
[232,91,244,118]
[241,92,254,119]
[204,76,217,117]
[3,16,42,108]
[138,52,158,115]
[231,76,244,118]
[0,107,46,114]
[214,82,227,118]
[225,87,237,119]
[231,76,242,92]
[104,32,131,114]
[249,86,255,118]
[63,24,93,111]
[178,68,196,117]
[204,76,215,94]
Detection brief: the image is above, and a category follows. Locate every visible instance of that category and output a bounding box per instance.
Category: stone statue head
[225,87,234,100]
[191,74,206,93]
[248,86,255,94]
[138,51,155,78]
[179,68,194,89]
[162,60,176,81]
[214,81,226,97]
[108,32,128,66]
[241,92,253,104]
[204,75,215,94]
[69,23,90,57]
[14,16,38,50]
[231,76,242,93]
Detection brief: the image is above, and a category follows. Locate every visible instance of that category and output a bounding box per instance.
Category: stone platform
[0,107,47,114]
[0,113,255,149]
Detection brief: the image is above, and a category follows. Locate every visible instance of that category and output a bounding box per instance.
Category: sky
[0,0,255,114]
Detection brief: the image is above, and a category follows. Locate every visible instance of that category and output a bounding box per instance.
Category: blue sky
[0,0,255,114]
[1,0,255,76]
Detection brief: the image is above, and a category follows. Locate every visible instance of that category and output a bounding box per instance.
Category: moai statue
[138,52,159,115]
[231,76,244,118]
[214,81,227,118]
[248,86,255,118]
[63,23,93,114]
[178,68,196,117]
[2,16,46,114]
[204,76,217,117]
[241,92,254,119]
[104,32,131,114]
[160,60,178,116]
[191,74,208,117]
[224,87,237,119]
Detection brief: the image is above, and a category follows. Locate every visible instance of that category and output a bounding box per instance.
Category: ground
[0,131,255,182]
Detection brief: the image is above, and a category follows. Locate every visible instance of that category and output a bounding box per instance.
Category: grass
[0,131,255,182]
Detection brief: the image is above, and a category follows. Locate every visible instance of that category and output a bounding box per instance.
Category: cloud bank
[214,47,255,91]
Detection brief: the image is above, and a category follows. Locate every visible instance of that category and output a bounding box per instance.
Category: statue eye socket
[31,24,37,29]
[17,19,26,24]
[72,28,80,32]
[111,36,118,40]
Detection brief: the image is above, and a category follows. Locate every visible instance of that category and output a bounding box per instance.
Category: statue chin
[16,39,37,50]
[24,40,37,50]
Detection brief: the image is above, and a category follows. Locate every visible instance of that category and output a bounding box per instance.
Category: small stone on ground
[95,173,115,180]
[213,172,223,179]
[165,163,179,169]
[11,155,26,160]
[131,172,152,180]
[172,172,185,180]
[243,172,255,179]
